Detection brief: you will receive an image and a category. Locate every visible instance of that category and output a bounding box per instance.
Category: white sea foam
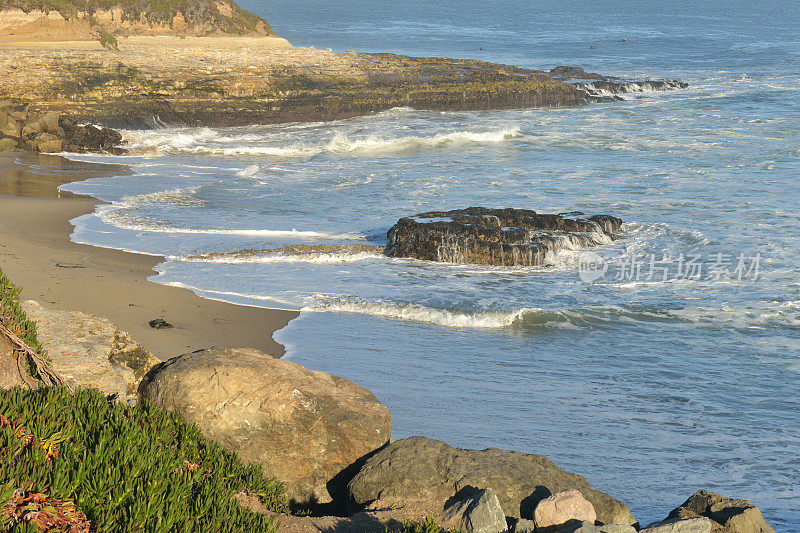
[237,164,261,177]
[305,296,685,330]
[307,295,535,328]
[122,126,524,157]
[179,250,382,264]
[119,187,205,207]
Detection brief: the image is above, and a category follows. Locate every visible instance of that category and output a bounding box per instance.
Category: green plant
[0,386,287,532]
[391,517,444,533]
[0,268,44,357]
[98,29,118,50]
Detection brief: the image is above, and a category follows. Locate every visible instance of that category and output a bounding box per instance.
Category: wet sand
[0,151,297,358]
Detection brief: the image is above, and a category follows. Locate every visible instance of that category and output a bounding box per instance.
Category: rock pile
[385,207,623,267]
[0,101,124,154]
[647,490,776,533]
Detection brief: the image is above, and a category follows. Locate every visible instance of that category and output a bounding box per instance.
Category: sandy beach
[0,151,297,358]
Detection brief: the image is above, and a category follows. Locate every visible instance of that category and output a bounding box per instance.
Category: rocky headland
[1,0,687,150]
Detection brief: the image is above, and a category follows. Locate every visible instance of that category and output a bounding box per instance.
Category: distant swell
[121,126,524,157]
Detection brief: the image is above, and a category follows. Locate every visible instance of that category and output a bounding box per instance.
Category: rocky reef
[549,66,689,101]
[0,21,689,129]
[385,207,623,267]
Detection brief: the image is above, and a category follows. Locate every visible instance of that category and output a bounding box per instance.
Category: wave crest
[121,126,523,157]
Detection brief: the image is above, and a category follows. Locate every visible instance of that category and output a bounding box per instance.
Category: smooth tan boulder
[139,347,392,504]
[41,112,61,133]
[534,490,597,530]
[21,300,159,399]
[0,137,18,151]
[37,139,63,152]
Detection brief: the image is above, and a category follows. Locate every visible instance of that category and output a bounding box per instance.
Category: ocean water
[61,0,800,527]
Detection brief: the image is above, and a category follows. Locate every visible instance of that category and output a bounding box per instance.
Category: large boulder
[347,436,635,526]
[138,347,392,504]
[384,207,622,267]
[21,300,159,400]
[665,490,775,533]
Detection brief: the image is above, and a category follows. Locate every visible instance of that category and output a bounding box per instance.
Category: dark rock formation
[549,66,605,80]
[385,207,622,267]
[148,318,173,329]
[0,101,124,154]
[574,79,689,100]
[59,117,125,155]
[549,66,688,100]
[664,490,775,533]
[346,436,636,526]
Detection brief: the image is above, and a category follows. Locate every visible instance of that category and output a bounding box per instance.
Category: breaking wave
[119,188,206,207]
[121,126,524,157]
[306,296,680,330]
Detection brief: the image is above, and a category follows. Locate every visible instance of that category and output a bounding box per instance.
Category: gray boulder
[641,517,713,533]
[556,520,601,532]
[598,525,637,533]
[560,523,634,533]
[665,490,775,533]
[512,518,536,533]
[139,347,392,504]
[347,436,635,525]
[442,488,508,533]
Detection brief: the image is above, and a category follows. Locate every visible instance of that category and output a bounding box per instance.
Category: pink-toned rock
[534,489,597,530]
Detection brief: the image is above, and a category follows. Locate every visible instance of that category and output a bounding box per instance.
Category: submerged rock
[385,207,622,266]
[347,436,635,525]
[138,347,392,505]
[664,490,775,533]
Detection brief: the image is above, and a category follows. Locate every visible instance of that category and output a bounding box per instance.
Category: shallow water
[63,0,800,527]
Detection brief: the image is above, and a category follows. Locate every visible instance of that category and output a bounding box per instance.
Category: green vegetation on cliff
[0,386,287,531]
[0,268,44,358]
[0,0,272,35]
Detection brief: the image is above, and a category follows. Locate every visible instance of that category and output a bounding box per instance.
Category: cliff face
[0,0,273,40]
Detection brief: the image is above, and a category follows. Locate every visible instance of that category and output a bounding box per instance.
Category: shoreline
[0,151,298,358]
